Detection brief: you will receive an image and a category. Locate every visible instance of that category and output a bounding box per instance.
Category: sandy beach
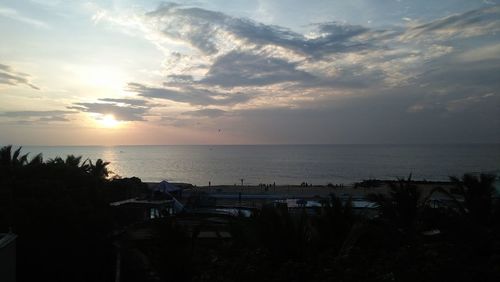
[147,181,455,199]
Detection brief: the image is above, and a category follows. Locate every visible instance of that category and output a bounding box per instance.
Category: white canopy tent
[156,180,184,213]
[156,180,182,193]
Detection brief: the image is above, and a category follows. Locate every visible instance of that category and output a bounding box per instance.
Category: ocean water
[17,144,500,186]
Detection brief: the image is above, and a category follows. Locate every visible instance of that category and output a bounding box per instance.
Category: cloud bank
[7,2,497,143]
[69,98,153,122]
[0,63,40,90]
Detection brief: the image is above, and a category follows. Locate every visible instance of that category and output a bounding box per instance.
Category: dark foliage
[2,145,499,282]
[0,146,147,282]
[145,174,500,282]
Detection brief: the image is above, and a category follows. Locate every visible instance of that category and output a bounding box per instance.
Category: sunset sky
[1,0,499,145]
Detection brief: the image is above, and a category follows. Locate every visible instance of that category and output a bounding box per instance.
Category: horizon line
[3,142,500,147]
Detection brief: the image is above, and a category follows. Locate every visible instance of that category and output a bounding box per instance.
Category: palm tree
[80,158,92,174]
[89,159,111,180]
[0,146,30,186]
[367,175,422,231]
[449,173,496,225]
[28,153,43,166]
[313,194,356,254]
[47,156,64,165]
[0,145,29,167]
[65,155,82,168]
[424,173,496,225]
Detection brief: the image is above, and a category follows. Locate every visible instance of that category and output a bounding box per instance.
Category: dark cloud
[139,3,406,93]
[227,88,500,144]
[400,47,500,116]
[147,5,227,54]
[316,22,368,40]
[167,74,194,82]
[0,110,74,117]
[147,4,372,57]
[402,5,500,40]
[0,110,74,124]
[38,116,69,122]
[419,58,500,88]
[109,4,500,143]
[0,63,39,90]
[159,116,194,127]
[127,82,251,106]
[182,108,226,118]
[98,98,151,107]
[301,23,372,57]
[201,51,314,87]
[199,50,382,89]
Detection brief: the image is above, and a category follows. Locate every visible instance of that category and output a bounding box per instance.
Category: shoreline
[145,179,457,199]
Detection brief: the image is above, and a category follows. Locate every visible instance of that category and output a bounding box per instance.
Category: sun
[99,114,120,128]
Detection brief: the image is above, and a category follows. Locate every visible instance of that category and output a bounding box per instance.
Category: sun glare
[99,114,120,128]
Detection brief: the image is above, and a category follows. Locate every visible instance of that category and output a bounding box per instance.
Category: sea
[19,144,500,186]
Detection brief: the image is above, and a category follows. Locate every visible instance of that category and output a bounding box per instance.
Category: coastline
[145,180,456,199]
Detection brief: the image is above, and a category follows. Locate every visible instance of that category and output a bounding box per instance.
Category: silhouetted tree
[89,158,111,180]
[0,145,140,282]
[450,173,496,225]
[0,145,29,167]
[65,154,82,168]
[28,153,43,166]
[367,175,422,232]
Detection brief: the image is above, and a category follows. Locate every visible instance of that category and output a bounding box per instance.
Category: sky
[0,0,499,145]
